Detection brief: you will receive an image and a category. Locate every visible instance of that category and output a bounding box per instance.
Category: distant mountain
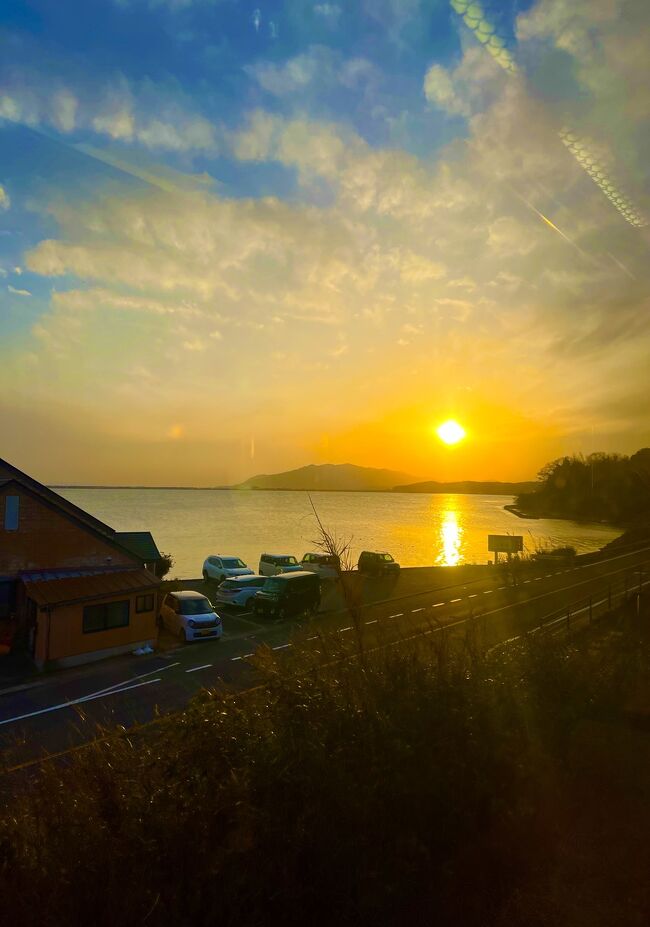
[393,479,539,495]
[238,463,420,492]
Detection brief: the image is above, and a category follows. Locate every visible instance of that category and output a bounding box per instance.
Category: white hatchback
[202,555,254,584]
[159,591,223,643]
[259,553,302,576]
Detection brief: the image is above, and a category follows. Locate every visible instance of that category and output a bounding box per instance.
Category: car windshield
[264,578,284,593]
[380,554,394,562]
[278,556,298,565]
[222,558,246,569]
[221,581,239,590]
[180,598,213,615]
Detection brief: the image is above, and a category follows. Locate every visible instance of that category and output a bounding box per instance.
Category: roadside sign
[488,535,523,553]
[488,535,523,563]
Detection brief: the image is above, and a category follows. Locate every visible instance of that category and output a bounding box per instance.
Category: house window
[4,496,19,531]
[83,600,130,634]
[136,593,155,613]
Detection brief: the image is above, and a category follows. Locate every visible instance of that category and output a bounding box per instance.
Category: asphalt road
[1,545,649,771]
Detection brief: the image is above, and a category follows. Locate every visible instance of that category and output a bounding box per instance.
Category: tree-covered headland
[516,449,650,523]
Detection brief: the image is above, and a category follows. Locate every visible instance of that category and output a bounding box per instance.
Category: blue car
[214,574,268,608]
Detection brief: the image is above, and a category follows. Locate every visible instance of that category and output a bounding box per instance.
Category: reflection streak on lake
[57,488,622,579]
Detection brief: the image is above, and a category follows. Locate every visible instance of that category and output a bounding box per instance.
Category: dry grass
[0,606,649,927]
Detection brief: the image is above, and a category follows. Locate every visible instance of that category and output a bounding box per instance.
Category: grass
[0,602,649,927]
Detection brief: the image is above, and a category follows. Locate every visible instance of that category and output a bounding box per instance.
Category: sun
[436,420,466,445]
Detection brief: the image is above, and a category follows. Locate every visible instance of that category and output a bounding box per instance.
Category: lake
[57,489,622,579]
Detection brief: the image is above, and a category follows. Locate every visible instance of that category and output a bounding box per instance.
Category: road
[1,545,649,771]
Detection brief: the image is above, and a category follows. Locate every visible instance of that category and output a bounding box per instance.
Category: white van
[259,553,302,576]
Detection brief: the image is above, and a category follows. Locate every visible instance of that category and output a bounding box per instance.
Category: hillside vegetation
[516,449,650,523]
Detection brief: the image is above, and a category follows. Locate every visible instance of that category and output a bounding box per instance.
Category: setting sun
[436,420,466,446]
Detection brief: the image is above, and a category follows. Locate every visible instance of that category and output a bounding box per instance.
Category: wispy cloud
[8,285,31,297]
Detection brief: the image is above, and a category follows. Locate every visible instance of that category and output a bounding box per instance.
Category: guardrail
[493,565,650,651]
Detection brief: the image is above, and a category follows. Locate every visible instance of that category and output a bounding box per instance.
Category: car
[357,550,400,576]
[214,574,268,608]
[259,553,302,576]
[158,590,223,643]
[299,552,340,579]
[251,570,321,620]
[202,555,254,584]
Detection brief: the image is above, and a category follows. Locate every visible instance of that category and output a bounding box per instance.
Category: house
[0,457,163,669]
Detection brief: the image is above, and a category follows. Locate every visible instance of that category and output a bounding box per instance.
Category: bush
[0,628,645,927]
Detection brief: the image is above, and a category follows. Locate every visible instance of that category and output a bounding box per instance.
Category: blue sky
[1,0,649,484]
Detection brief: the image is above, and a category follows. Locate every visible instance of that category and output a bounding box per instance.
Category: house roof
[114,531,162,562]
[0,457,114,536]
[1,477,158,567]
[24,568,160,609]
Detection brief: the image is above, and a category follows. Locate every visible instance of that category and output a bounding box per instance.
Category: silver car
[214,574,268,608]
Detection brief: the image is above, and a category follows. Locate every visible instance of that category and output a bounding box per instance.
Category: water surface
[58,489,621,579]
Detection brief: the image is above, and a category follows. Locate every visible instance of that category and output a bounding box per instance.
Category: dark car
[252,570,321,619]
[357,550,400,576]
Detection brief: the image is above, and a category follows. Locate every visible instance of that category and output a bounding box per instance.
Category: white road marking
[388,613,404,618]
[231,656,243,662]
[450,598,462,603]
[339,626,353,633]
[0,678,162,727]
[411,607,425,613]
[497,586,506,591]
[185,664,212,673]
[483,590,493,594]
[468,594,478,598]
[365,619,378,625]
[272,643,292,651]
[432,602,444,608]
[306,636,318,641]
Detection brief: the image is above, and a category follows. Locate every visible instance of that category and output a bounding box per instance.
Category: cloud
[0,68,217,154]
[0,184,9,211]
[8,285,31,296]
[247,45,377,99]
[314,4,341,25]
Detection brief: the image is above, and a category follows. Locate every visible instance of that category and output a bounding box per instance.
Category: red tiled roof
[24,569,160,608]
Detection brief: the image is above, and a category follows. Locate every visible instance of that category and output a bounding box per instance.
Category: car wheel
[202,569,209,581]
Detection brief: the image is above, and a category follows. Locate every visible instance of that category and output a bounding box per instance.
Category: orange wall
[35,591,158,664]
[0,486,136,575]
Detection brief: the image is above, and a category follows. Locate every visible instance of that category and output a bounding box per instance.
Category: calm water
[58,489,622,579]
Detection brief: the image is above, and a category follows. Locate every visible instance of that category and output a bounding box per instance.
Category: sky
[1,0,649,486]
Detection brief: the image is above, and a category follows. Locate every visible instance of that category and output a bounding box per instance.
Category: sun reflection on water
[437,507,463,566]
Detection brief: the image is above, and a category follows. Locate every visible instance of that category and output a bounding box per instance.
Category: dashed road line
[365,619,378,625]
[483,589,493,594]
[468,594,478,598]
[272,643,292,651]
[388,613,404,619]
[185,664,212,673]
[339,626,353,633]
[411,607,425,613]
[432,602,444,608]
[450,598,462,603]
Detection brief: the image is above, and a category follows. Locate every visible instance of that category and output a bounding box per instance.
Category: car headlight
[188,619,196,628]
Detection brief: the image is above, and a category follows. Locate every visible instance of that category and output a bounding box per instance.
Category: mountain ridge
[238,464,537,494]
